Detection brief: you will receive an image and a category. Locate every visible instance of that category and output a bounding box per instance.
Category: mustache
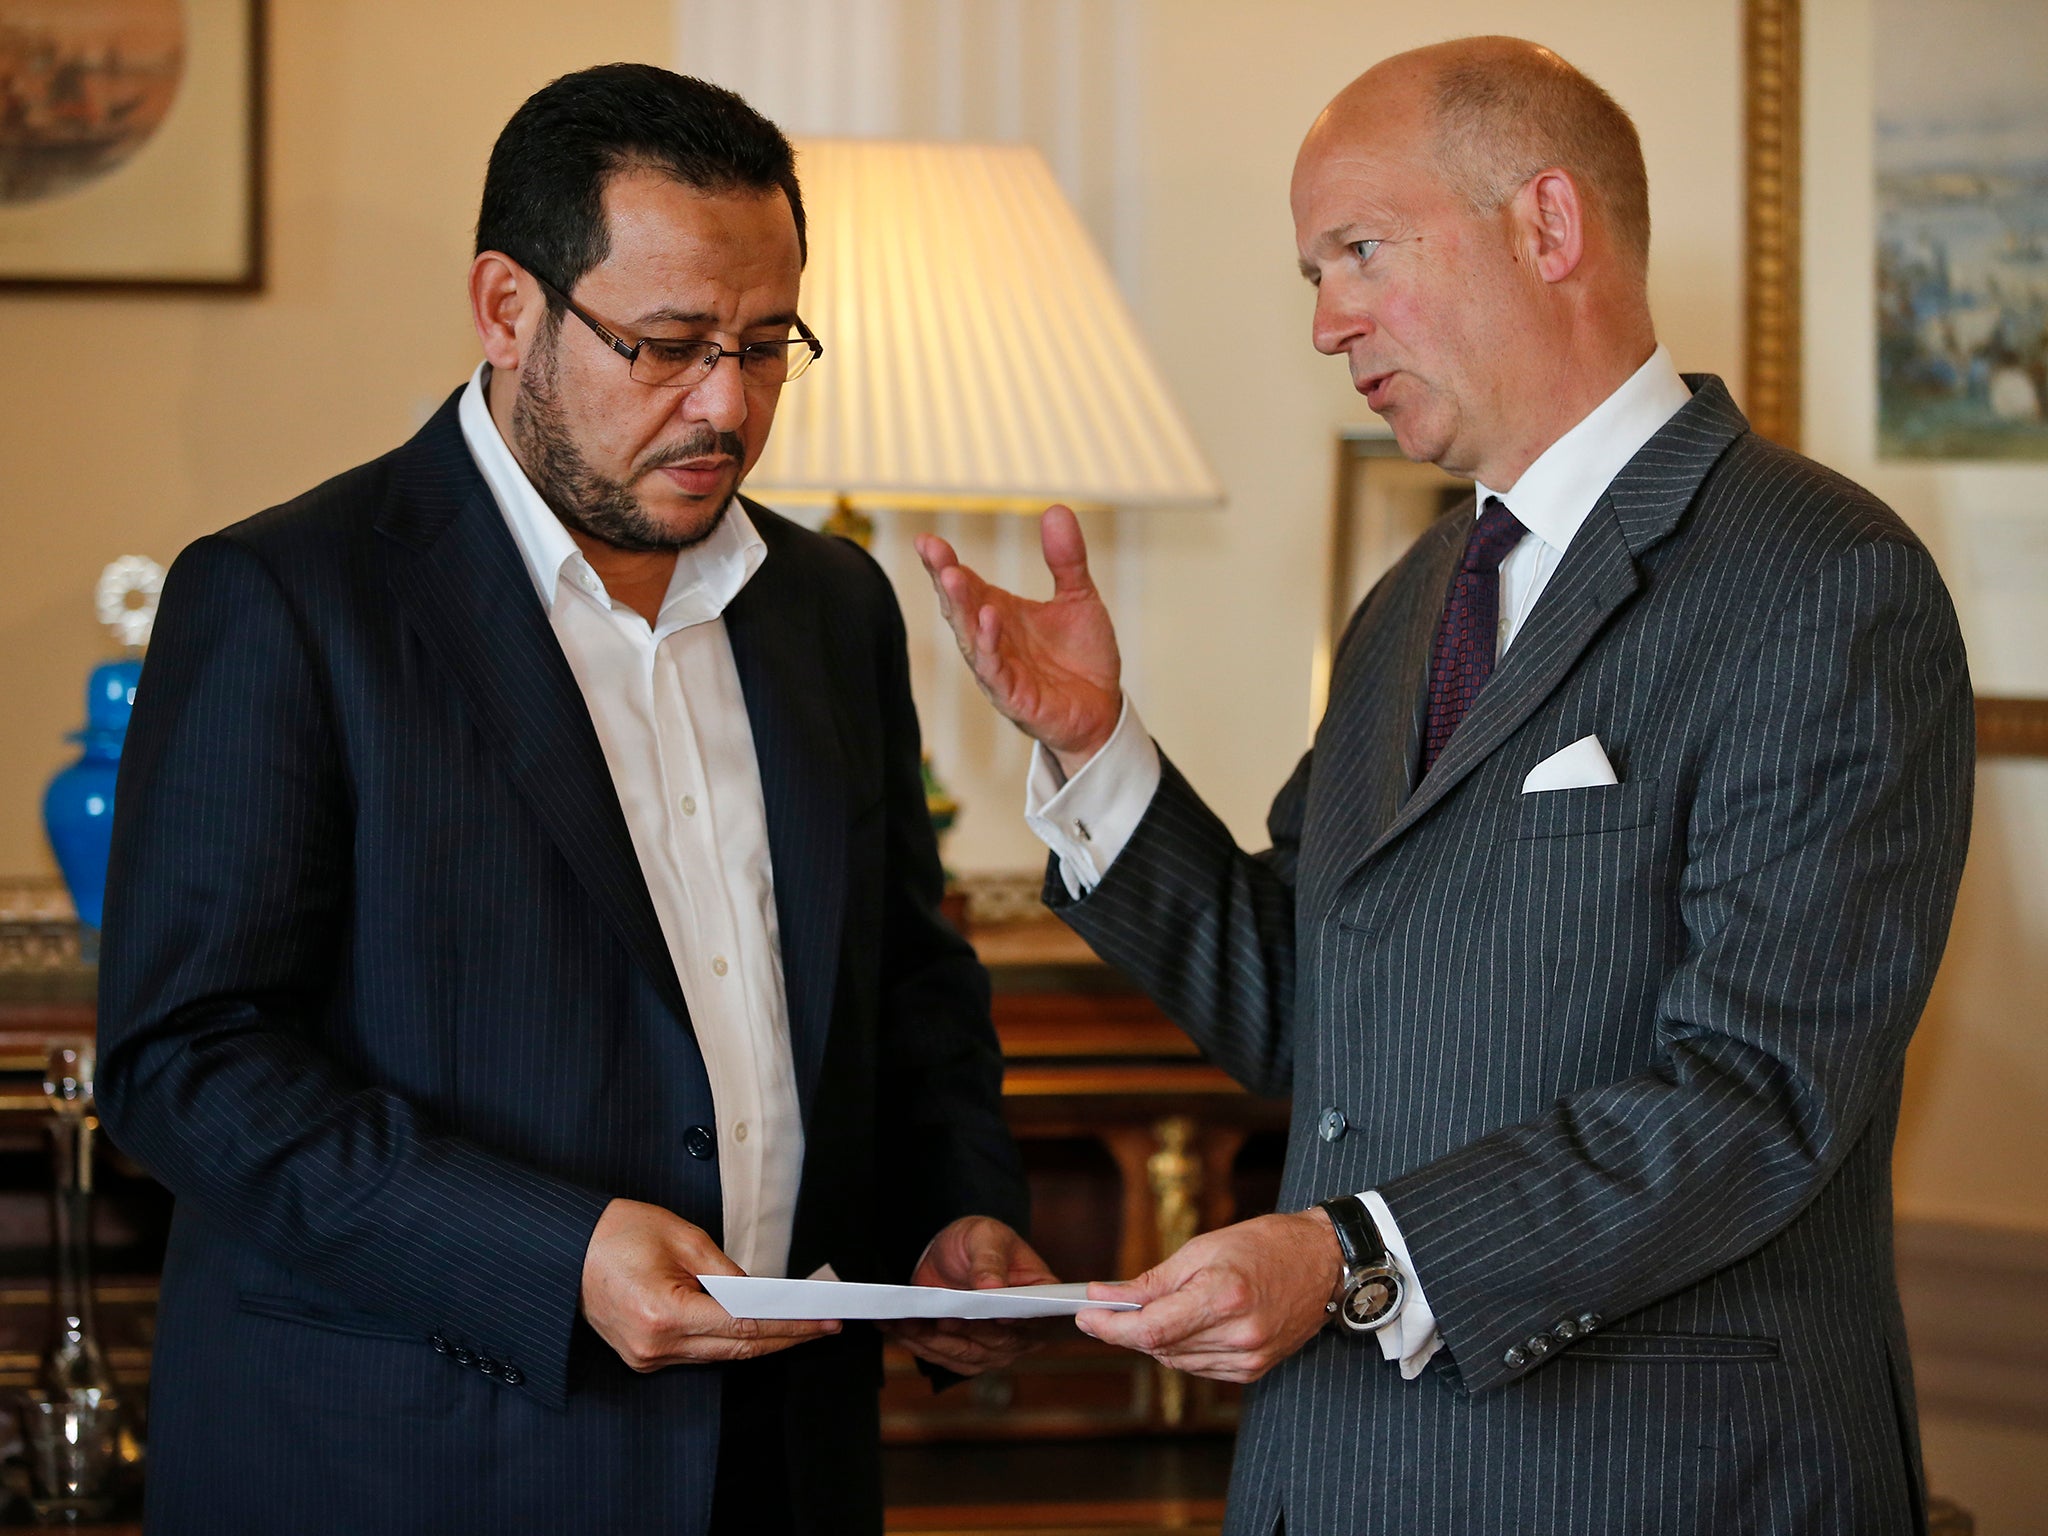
[639,430,747,473]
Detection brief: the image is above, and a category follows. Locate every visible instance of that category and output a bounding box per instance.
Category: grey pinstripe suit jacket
[1053,377,1973,1535]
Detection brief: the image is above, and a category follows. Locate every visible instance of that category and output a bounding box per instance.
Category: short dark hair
[475,63,805,308]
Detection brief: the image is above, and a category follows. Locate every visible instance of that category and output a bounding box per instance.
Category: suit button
[1502,1345,1529,1369]
[685,1125,717,1160]
[1552,1318,1581,1343]
[1525,1334,1554,1358]
[477,1357,500,1378]
[502,1366,524,1387]
[1578,1311,1602,1332]
[1318,1108,1348,1143]
[452,1346,474,1367]
[429,1334,449,1354]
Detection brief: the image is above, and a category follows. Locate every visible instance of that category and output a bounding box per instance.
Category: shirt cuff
[1361,1188,1441,1381]
[1022,698,1162,899]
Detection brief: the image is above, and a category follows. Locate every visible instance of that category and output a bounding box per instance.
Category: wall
[0,0,673,878]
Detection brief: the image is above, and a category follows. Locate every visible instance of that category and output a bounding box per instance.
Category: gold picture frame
[1741,0,2047,757]
[0,0,265,291]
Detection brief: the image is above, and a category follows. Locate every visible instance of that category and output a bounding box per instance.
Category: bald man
[919,37,1970,1536]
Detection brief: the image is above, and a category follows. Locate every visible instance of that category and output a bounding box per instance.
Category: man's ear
[1515,168,1586,285]
[470,252,535,373]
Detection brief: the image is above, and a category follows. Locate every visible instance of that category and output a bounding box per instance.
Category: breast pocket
[1514,778,1659,840]
[1499,778,1672,1053]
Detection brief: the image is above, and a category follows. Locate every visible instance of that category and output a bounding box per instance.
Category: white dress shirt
[1024,345,1693,1376]
[459,365,804,1279]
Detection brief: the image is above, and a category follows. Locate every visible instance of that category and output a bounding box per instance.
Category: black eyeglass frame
[526,269,823,387]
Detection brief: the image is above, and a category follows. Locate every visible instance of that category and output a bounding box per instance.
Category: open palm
[915,505,1123,771]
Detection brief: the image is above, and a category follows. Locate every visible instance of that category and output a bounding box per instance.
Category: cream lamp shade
[747,138,1222,518]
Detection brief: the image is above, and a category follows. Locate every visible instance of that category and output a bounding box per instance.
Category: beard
[509,328,746,554]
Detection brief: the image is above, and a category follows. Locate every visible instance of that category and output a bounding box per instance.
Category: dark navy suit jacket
[97,392,1027,1535]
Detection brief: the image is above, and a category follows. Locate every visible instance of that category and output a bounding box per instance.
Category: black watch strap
[1318,1193,1404,1335]
[1319,1193,1388,1270]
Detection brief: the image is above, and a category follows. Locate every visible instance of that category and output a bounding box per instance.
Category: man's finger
[1005,1245,1059,1286]
[1039,505,1096,597]
[913,532,957,579]
[1077,1281,1215,1353]
[684,1292,841,1342]
[961,1230,1013,1289]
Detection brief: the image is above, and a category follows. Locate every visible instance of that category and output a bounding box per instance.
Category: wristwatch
[1317,1194,1405,1335]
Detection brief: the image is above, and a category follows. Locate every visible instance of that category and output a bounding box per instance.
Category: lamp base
[820,497,876,548]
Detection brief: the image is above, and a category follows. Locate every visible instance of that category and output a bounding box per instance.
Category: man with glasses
[98,64,1040,1536]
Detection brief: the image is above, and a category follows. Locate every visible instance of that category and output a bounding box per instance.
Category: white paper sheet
[699,1274,1140,1321]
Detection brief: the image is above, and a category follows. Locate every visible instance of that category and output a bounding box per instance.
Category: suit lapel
[377,395,691,1028]
[1329,374,1751,883]
[722,508,848,1120]
[1363,501,1640,860]
[1298,508,1464,917]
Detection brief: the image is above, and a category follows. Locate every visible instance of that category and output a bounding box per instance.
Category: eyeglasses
[527,270,822,388]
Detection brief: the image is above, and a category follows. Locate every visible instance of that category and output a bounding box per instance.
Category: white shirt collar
[1475,343,1693,555]
[456,363,764,632]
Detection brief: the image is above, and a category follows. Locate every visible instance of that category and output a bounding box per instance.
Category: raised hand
[580,1198,839,1372]
[915,506,1124,777]
[881,1215,1061,1376]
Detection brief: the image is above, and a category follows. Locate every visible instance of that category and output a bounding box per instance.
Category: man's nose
[680,353,749,432]
[1311,283,1371,356]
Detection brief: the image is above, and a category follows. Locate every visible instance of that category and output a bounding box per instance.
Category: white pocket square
[1522,734,1619,794]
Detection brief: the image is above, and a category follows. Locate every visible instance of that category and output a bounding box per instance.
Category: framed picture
[1742,0,2048,756]
[0,0,263,290]
[1312,432,1470,728]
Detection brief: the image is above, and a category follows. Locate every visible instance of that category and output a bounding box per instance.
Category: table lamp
[748,138,1221,543]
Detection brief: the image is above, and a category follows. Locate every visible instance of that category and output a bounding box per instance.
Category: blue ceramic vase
[43,659,141,933]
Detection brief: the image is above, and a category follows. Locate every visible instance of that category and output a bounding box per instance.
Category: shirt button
[711,956,728,977]
[735,1121,749,1142]
[1318,1108,1347,1143]
[680,795,697,816]
[1503,1345,1529,1369]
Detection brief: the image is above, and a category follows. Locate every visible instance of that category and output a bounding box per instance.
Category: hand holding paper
[885,1215,1065,1377]
[580,1198,838,1374]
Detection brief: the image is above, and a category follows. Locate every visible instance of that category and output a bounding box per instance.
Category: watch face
[1343,1269,1400,1329]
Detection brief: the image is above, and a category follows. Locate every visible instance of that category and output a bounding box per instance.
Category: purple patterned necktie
[1421,495,1527,775]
